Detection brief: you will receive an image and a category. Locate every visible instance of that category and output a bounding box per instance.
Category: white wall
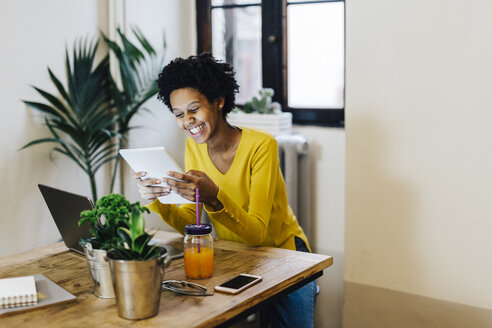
[0,0,195,257]
[0,0,108,257]
[345,0,492,309]
[294,125,345,328]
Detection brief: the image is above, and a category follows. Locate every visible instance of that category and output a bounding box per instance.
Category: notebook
[38,184,93,254]
[0,274,76,316]
[0,276,37,309]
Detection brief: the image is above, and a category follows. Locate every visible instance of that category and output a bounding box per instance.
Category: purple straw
[196,188,200,226]
[196,188,200,253]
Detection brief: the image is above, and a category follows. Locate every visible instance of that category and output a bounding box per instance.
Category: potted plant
[78,193,148,298]
[107,208,169,320]
[227,88,293,135]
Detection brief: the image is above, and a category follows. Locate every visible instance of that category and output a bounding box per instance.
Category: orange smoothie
[184,247,214,279]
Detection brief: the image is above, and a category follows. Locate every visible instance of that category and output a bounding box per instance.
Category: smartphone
[214,274,262,294]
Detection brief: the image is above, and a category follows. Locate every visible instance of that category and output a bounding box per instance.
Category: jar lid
[185,224,212,235]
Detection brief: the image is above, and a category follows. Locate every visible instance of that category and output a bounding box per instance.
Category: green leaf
[52,148,88,172]
[100,31,122,58]
[133,234,151,254]
[48,67,72,105]
[118,226,132,237]
[117,28,145,63]
[93,155,118,173]
[108,248,133,260]
[130,207,146,236]
[23,101,63,119]
[20,137,63,150]
[117,227,132,245]
[143,244,160,260]
[32,86,71,118]
[132,26,156,56]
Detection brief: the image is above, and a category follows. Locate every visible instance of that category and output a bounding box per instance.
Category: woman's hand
[164,170,223,211]
[133,171,171,201]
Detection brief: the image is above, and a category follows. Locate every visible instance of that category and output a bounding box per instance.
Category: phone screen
[220,275,259,289]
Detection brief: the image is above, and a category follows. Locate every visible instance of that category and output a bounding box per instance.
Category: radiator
[276,134,312,241]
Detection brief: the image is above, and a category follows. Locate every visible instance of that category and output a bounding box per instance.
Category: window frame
[196,0,345,127]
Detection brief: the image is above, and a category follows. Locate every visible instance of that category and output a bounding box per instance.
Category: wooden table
[0,231,332,327]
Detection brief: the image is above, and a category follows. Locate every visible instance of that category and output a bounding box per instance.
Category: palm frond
[48,68,72,108]
[52,147,87,173]
[132,26,156,56]
[90,142,116,162]
[23,36,116,201]
[93,155,118,173]
[117,28,145,65]
[104,27,165,127]
[20,137,64,150]
[23,100,64,119]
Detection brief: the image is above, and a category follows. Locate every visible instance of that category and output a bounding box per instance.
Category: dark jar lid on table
[185,224,212,235]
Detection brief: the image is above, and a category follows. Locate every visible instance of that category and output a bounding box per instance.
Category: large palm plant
[22,38,117,201]
[102,28,166,192]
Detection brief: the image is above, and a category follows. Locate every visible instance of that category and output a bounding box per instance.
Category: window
[196,0,345,127]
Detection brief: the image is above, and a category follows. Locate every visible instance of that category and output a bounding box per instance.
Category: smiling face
[170,88,225,144]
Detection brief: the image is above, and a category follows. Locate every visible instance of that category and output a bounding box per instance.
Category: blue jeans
[268,237,318,328]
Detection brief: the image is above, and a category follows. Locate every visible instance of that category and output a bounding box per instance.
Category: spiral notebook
[0,274,76,316]
[0,276,37,309]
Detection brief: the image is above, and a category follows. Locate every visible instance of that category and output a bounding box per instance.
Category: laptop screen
[38,184,93,254]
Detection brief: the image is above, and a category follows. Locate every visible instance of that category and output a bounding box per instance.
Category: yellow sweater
[147,128,309,251]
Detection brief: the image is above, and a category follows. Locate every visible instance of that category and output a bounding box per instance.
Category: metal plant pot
[84,245,115,298]
[109,249,169,320]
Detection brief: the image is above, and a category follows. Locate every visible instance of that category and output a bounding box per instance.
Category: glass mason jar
[184,224,214,279]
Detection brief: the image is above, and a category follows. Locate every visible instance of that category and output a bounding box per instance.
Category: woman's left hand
[163,170,223,211]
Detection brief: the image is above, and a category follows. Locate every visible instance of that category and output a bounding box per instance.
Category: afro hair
[157,53,239,118]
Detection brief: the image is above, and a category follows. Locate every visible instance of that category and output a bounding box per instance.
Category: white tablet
[119,147,193,204]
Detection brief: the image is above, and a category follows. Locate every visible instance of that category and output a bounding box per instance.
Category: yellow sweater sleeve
[204,137,278,246]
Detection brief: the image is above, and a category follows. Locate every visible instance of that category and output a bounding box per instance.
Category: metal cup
[109,250,169,320]
[84,245,115,298]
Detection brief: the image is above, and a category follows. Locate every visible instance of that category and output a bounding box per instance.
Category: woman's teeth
[190,124,204,134]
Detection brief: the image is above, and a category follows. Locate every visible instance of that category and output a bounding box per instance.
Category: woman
[134,53,316,327]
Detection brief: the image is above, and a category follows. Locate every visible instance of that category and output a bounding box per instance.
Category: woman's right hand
[133,171,171,201]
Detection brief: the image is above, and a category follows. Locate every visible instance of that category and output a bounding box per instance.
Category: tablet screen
[120,147,194,204]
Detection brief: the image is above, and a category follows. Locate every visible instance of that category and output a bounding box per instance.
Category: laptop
[38,184,184,259]
[38,184,93,254]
